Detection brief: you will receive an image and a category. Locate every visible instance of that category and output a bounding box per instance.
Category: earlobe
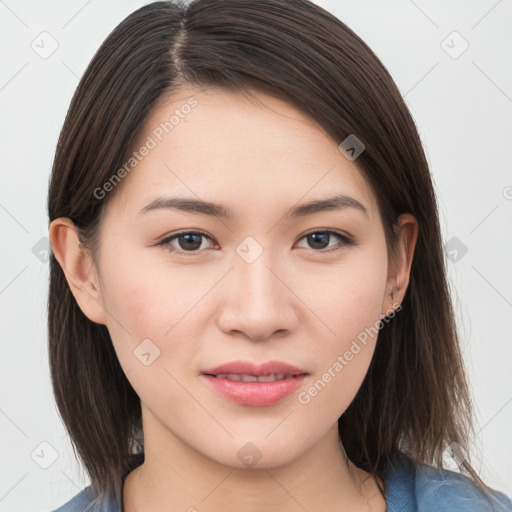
[383,213,419,314]
[49,218,107,325]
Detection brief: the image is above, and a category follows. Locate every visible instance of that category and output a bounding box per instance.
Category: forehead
[105,85,378,222]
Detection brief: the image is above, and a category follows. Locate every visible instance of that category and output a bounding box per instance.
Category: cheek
[95,247,171,371]
[97,265,191,407]
[295,248,388,416]
[300,246,388,347]
[97,249,215,389]
[98,244,195,337]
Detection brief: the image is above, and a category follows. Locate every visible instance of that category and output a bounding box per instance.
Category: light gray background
[0,1,511,510]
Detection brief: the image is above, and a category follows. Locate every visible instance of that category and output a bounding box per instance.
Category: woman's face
[86,86,407,468]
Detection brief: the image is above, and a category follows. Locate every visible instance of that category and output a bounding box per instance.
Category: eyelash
[156,229,355,255]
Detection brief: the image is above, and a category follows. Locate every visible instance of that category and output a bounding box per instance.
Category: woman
[47,0,511,510]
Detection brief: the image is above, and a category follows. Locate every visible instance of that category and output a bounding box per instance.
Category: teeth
[215,373,288,382]
[257,374,286,382]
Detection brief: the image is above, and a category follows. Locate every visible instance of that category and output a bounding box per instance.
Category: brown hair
[48,0,484,504]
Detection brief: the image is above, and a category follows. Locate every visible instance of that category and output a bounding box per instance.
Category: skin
[50,85,418,512]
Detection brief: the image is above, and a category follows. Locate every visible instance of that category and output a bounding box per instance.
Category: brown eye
[157,229,354,256]
[296,230,354,252]
[158,231,215,254]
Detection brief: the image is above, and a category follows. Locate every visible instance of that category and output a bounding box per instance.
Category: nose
[216,252,299,341]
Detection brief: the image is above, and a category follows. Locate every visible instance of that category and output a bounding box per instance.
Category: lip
[202,360,307,377]
[201,374,307,406]
[201,360,308,407]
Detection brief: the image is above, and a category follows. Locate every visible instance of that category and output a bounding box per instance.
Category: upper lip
[202,360,308,377]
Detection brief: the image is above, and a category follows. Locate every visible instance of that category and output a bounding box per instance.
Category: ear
[382,213,418,316]
[49,217,107,324]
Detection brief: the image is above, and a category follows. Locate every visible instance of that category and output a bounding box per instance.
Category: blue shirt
[51,454,512,511]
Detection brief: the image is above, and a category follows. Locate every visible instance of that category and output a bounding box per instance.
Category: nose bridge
[238,251,280,306]
[235,234,281,297]
[217,240,297,339]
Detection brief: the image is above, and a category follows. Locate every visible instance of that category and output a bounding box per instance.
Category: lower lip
[201,374,307,406]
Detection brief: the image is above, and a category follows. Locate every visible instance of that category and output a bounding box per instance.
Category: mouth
[202,360,307,378]
[200,360,308,407]
[209,373,297,382]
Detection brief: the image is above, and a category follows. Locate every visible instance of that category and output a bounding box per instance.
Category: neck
[123,409,385,512]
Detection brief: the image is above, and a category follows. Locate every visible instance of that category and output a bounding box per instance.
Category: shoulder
[49,453,142,511]
[384,453,512,511]
[49,486,120,512]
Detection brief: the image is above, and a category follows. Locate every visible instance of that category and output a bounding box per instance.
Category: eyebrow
[140,194,368,219]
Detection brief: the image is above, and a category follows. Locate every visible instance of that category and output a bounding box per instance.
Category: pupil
[308,232,329,249]
[179,234,202,250]
[177,233,331,251]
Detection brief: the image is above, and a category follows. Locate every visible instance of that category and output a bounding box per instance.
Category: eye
[156,229,355,255]
[295,230,354,252]
[157,231,216,254]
